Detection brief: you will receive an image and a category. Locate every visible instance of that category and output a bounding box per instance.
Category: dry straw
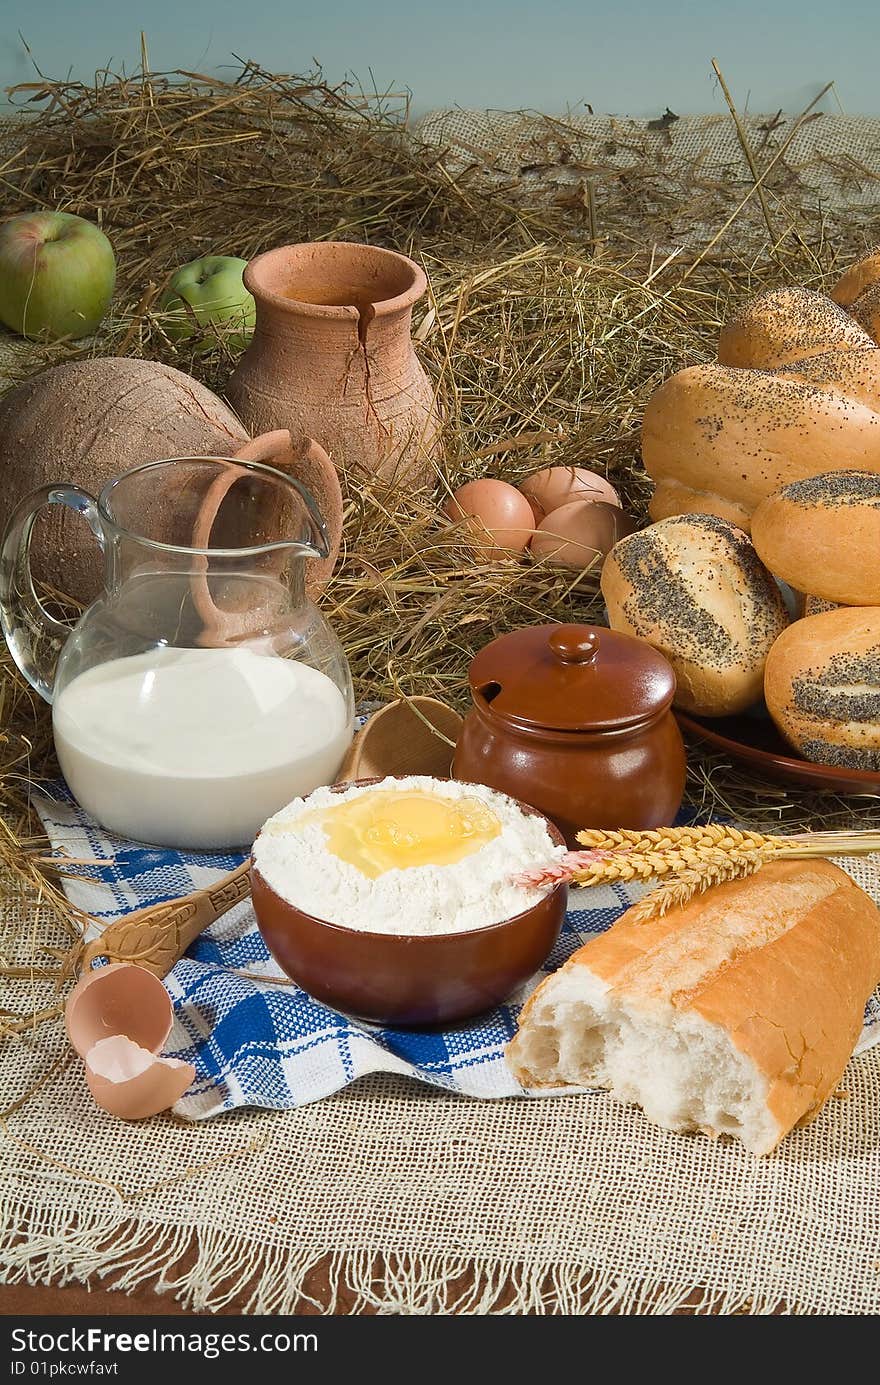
[1,60,879,1050]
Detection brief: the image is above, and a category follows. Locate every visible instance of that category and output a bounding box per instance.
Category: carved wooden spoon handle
[81,860,252,977]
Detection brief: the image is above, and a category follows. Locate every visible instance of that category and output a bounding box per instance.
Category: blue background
[2,0,877,117]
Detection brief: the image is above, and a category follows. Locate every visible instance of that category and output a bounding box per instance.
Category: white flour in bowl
[252,775,564,936]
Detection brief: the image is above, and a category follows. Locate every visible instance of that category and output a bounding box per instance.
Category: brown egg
[445,479,535,557]
[66,962,174,1059]
[530,500,634,571]
[518,466,620,523]
[85,1035,195,1120]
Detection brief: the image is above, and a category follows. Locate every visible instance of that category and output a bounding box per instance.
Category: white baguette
[506,860,880,1155]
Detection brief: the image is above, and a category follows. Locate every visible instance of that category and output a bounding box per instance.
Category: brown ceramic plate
[250,779,568,1027]
[675,707,880,796]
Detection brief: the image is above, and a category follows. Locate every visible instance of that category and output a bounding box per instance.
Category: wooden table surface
[1,1267,720,1316]
[1,1257,346,1315]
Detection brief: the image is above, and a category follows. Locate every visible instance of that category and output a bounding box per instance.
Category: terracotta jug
[228,242,441,488]
[453,623,687,847]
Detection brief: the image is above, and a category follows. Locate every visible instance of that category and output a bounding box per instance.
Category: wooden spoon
[79,697,463,977]
[81,861,252,977]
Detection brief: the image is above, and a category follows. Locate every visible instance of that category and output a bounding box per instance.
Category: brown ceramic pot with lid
[453,623,686,847]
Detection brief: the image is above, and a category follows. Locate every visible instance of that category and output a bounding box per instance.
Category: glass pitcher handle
[0,484,105,704]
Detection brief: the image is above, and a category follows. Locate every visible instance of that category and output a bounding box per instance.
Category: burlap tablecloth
[2,860,880,1317]
[416,108,880,221]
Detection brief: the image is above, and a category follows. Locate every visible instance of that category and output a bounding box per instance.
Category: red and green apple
[0,211,116,340]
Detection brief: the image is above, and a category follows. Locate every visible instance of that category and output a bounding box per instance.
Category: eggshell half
[445,479,535,556]
[66,963,174,1060]
[518,466,620,523]
[85,1035,195,1120]
[530,500,634,571]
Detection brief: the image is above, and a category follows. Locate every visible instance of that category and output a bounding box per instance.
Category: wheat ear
[576,826,880,859]
[516,845,773,891]
[627,857,767,922]
[515,826,880,922]
[562,846,772,886]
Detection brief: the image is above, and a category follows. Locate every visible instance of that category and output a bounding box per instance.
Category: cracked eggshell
[518,466,620,524]
[65,962,174,1060]
[530,500,634,571]
[85,1035,195,1120]
[445,479,535,556]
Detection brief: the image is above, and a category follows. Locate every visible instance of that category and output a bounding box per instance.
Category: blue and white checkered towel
[36,784,880,1119]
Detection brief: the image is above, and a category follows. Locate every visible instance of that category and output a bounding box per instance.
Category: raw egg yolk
[311,789,501,878]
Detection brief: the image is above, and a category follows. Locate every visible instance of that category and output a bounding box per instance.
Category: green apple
[159,256,255,350]
[0,211,116,340]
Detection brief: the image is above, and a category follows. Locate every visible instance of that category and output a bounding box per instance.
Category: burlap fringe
[1,1198,791,1315]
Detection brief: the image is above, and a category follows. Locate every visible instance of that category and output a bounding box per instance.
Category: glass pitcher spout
[181,458,331,565]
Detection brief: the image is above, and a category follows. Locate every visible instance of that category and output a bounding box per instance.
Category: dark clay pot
[453,623,686,848]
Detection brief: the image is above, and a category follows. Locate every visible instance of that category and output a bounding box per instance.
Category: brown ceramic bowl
[250,780,568,1026]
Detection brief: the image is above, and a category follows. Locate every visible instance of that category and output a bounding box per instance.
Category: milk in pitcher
[53,646,352,848]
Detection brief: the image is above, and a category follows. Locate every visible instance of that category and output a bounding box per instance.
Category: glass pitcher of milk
[0,456,355,849]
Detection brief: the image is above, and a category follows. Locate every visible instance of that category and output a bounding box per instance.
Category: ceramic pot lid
[467,622,677,732]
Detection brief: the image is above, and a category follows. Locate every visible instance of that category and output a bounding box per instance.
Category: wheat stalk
[515,844,773,889]
[514,826,880,921]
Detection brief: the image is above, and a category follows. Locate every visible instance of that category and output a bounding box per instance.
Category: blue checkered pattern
[35,782,880,1119]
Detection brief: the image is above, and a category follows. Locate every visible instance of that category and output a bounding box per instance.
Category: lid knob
[549,626,600,665]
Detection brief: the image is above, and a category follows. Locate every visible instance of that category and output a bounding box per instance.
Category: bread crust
[778,345,880,411]
[849,282,880,345]
[643,358,880,531]
[648,477,752,530]
[752,471,880,606]
[600,513,788,716]
[764,606,880,769]
[831,248,880,309]
[718,287,872,368]
[507,860,880,1152]
[804,594,841,616]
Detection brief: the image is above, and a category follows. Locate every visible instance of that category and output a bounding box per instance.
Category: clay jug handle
[233,431,343,598]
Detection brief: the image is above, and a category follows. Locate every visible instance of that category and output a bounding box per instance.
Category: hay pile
[1,61,879,1040]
